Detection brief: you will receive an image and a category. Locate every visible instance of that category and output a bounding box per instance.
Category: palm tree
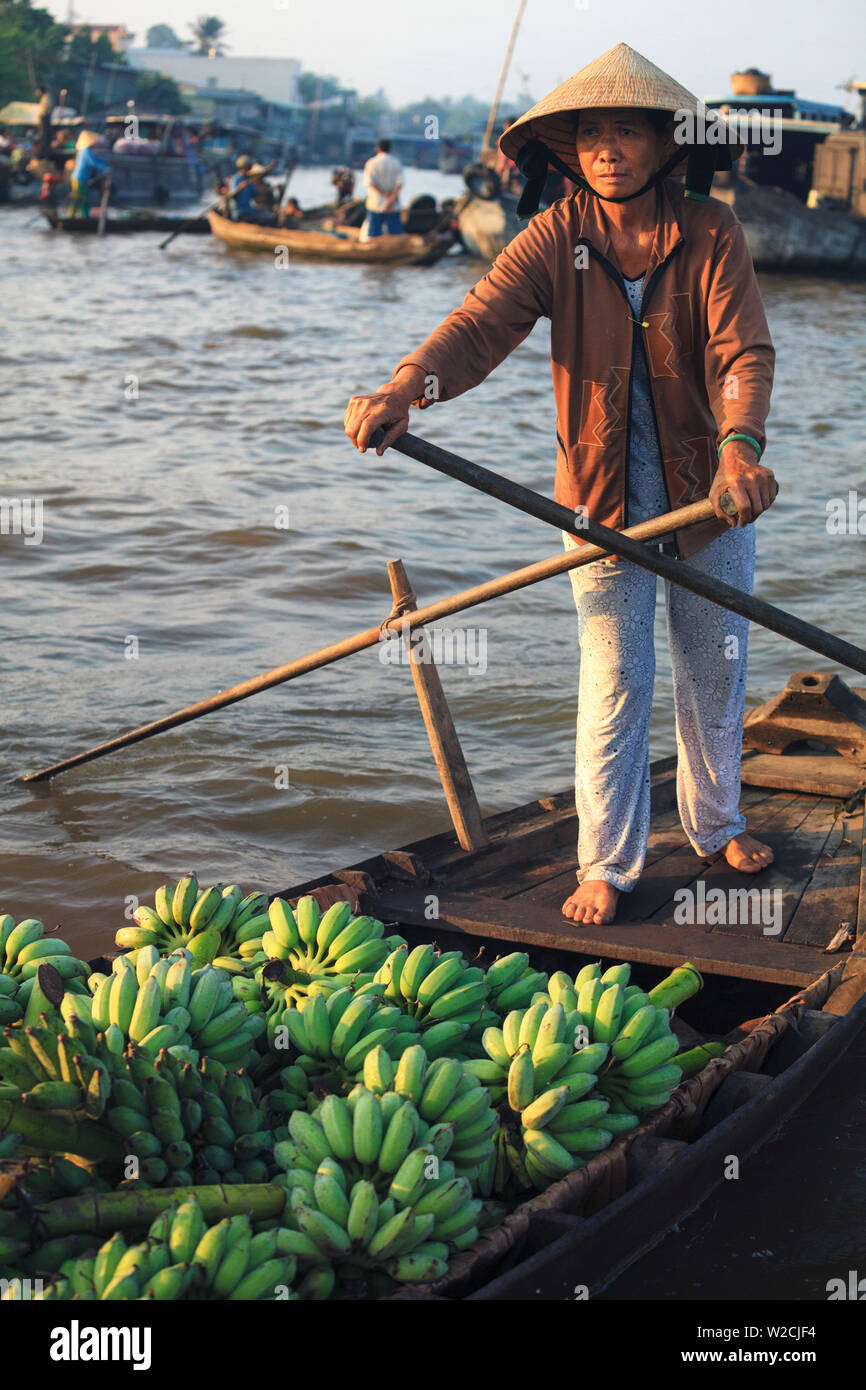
[189,17,229,56]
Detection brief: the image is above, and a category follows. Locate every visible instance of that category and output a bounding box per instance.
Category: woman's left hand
[710,442,778,526]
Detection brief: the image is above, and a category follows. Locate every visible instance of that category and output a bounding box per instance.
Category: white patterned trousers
[562,525,756,891]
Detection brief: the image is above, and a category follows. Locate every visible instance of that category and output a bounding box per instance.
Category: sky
[46,0,866,112]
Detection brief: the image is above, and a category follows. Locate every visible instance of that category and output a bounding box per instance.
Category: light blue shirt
[622,274,673,536]
[72,147,109,184]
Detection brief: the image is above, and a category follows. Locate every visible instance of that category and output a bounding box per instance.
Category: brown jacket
[395,179,774,558]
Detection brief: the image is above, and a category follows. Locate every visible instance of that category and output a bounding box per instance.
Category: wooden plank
[502,785,787,913]
[368,885,833,986]
[387,560,488,853]
[784,805,863,946]
[641,792,816,928]
[622,790,810,925]
[705,797,840,941]
[741,752,866,798]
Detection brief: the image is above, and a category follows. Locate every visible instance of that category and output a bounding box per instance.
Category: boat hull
[457,190,521,260]
[458,180,866,275]
[41,210,210,234]
[106,153,203,206]
[207,209,449,265]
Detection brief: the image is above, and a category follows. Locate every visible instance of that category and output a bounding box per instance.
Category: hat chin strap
[514,139,707,219]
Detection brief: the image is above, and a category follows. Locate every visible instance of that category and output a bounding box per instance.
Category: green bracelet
[718,432,762,461]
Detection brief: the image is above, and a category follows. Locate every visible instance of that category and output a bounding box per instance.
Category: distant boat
[207,209,453,266]
[455,73,866,277]
[103,114,204,205]
[41,209,210,235]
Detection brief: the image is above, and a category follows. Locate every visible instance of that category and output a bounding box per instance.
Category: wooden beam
[367,884,834,986]
[387,559,488,853]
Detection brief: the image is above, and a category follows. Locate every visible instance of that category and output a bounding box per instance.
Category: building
[127,49,300,108]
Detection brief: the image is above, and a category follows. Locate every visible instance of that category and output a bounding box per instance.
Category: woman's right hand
[344,379,414,456]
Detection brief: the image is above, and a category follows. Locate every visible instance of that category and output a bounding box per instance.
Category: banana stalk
[0,1100,123,1163]
[0,1182,288,1243]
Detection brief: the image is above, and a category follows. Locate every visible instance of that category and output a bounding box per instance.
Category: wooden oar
[158,194,222,250]
[368,428,866,676]
[276,153,299,212]
[19,495,726,784]
[96,170,111,237]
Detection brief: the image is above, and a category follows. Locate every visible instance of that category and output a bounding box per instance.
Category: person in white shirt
[362,139,403,237]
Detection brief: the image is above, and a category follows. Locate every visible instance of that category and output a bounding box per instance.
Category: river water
[1,167,864,1297]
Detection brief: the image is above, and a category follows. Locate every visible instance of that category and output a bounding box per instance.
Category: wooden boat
[274,668,866,1299]
[103,114,204,206]
[207,209,453,266]
[41,210,210,235]
[457,176,866,275]
[457,188,521,261]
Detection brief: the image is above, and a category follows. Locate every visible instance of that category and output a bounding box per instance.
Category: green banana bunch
[0,1021,112,1120]
[373,945,488,1043]
[276,1093,482,1284]
[84,950,262,1069]
[0,1026,278,1191]
[253,898,400,1014]
[0,917,90,1025]
[102,1049,277,1189]
[455,999,619,1191]
[483,952,550,1017]
[271,984,421,1085]
[39,1197,298,1300]
[511,959,698,1127]
[116,879,269,965]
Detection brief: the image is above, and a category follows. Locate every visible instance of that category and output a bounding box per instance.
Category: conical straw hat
[500,42,739,173]
[75,130,102,150]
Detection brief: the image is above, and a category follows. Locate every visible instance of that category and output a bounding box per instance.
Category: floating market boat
[40,209,210,235]
[456,171,866,274]
[269,667,866,1300]
[7,420,866,1299]
[103,114,204,206]
[207,209,453,266]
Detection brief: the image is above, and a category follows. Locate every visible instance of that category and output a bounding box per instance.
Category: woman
[68,132,109,218]
[344,43,779,928]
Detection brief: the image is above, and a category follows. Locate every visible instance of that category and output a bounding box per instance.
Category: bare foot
[562,880,620,925]
[723,832,774,874]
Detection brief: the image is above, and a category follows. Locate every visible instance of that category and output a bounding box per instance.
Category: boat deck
[330,762,865,991]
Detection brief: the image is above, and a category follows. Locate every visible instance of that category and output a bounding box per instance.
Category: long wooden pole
[19,496,722,784]
[96,170,111,237]
[388,559,488,851]
[370,429,866,676]
[482,0,529,154]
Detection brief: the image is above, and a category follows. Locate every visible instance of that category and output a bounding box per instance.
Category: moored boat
[456,175,866,274]
[103,114,204,206]
[41,209,210,235]
[207,209,453,266]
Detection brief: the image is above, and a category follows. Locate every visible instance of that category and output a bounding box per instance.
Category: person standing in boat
[227,155,258,221]
[345,43,779,928]
[34,84,53,158]
[362,138,403,238]
[68,131,109,218]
